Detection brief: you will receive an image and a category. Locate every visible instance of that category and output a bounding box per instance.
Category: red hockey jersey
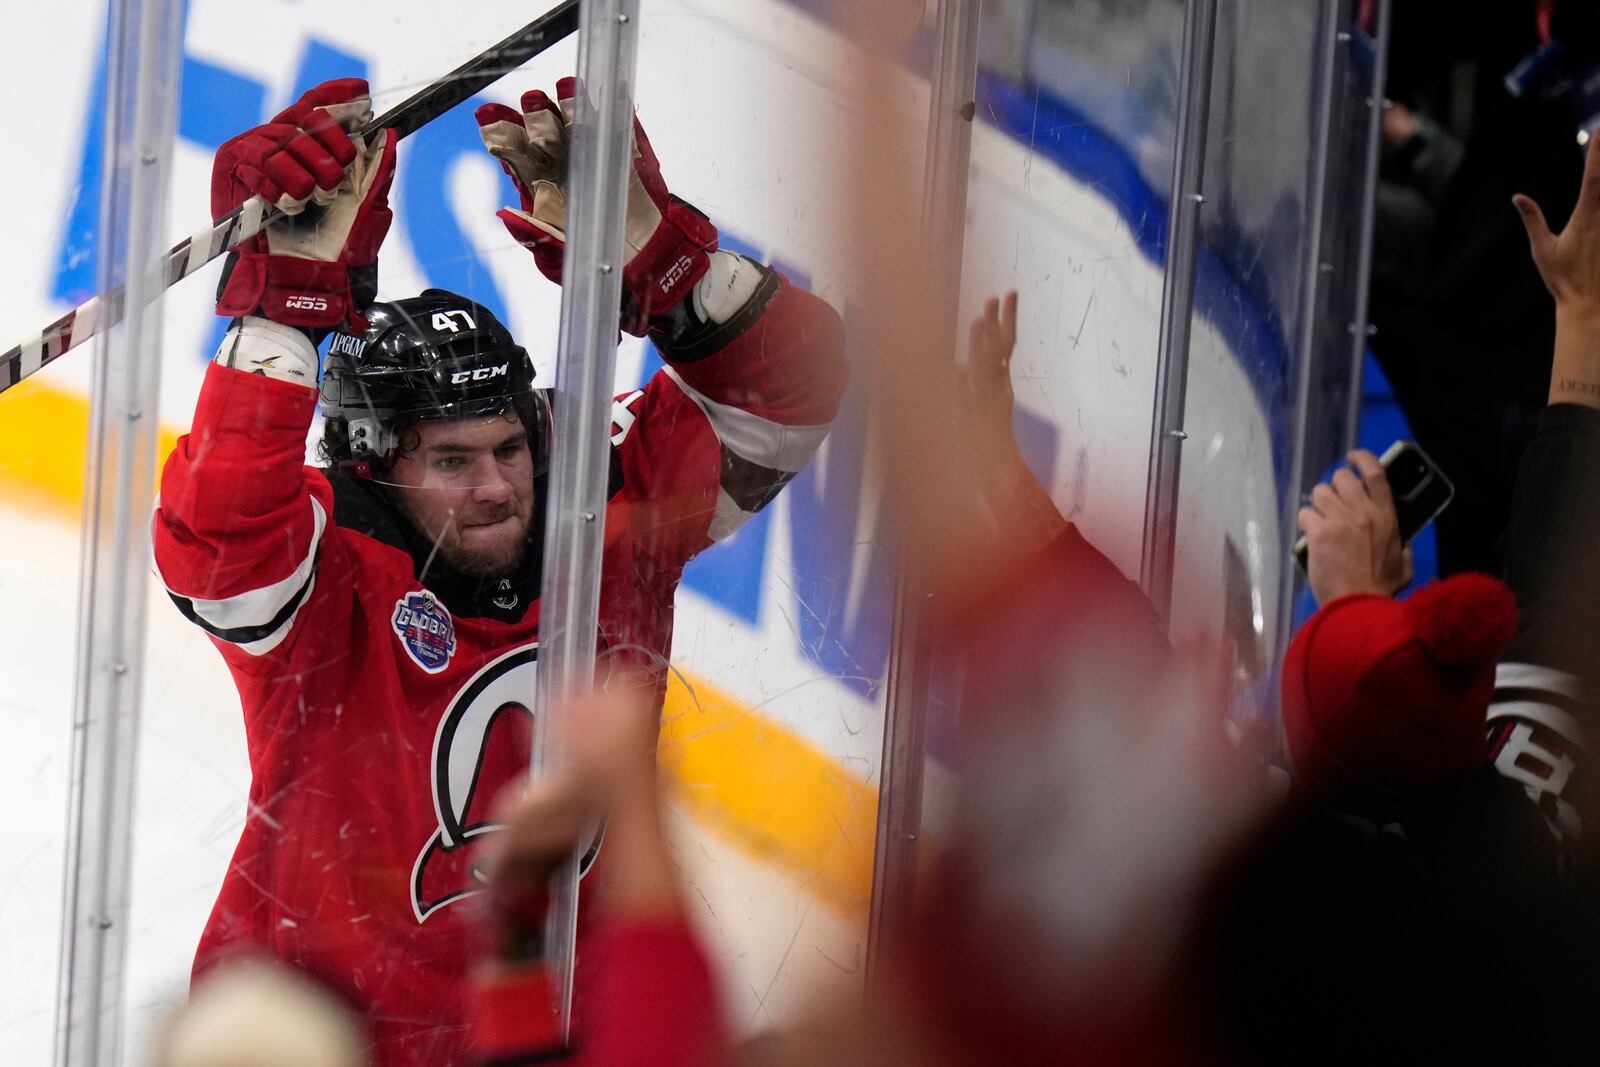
[152,266,845,1065]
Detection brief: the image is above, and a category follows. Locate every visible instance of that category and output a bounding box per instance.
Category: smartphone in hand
[1293,440,1454,573]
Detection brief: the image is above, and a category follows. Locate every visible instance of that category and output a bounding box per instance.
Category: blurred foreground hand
[468,685,727,1067]
[479,683,676,921]
[160,957,367,1067]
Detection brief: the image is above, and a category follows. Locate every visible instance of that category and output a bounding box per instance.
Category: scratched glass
[1166,0,1381,692]
[112,0,876,1058]
[0,1,106,1059]
[618,2,885,1038]
[959,0,1186,608]
[3,0,1394,1060]
[941,0,1188,742]
[109,1,593,1060]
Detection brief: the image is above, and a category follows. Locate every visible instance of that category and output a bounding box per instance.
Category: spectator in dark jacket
[1369,0,1596,577]
[1197,131,1600,1066]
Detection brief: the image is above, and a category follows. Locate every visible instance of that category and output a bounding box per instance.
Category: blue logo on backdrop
[54,4,510,348]
[393,592,458,674]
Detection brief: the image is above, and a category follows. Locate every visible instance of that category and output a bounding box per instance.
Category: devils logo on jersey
[410,643,603,923]
[411,645,535,922]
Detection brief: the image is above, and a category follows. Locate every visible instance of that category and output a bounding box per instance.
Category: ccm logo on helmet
[284,295,330,312]
[449,364,510,385]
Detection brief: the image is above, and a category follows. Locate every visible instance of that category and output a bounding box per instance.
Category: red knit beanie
[1281,573,1519,795]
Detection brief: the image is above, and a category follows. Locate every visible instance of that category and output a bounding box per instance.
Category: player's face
[388,412,536,579]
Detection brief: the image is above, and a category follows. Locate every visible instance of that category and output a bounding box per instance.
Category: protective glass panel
[25,0,877,1059]
[0,1,109,1058]
[953,0,1186,713]
[102,2,588,1061]
[965,0,1186,586]
[1168,0,1375,681]
[861,0,1187,995]
[4,0,1389,1060]
[1312,4,1386,490]
[624,0,882,1038]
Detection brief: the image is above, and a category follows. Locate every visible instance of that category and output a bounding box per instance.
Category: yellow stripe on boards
[0,378,880,918]
[0,378,181,520]
[658,669,878,918]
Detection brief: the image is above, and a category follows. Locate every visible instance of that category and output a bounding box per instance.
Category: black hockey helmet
[319,289,550,471]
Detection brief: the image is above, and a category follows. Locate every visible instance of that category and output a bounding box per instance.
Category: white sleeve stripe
[160,496,327,633]
[1487,699,1587,750]
[232,572,318,657]
[1496,662,1582,700]
[662,366,830,472]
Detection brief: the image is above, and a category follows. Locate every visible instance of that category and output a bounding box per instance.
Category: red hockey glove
[476,78,718,335]
[212,78,396,329]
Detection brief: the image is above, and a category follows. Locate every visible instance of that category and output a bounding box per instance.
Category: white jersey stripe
[662,366,831,472]
[159,495,327,637]
[1495,661,1582,701]
[1487,697,1587,750]
[233,571,319,657]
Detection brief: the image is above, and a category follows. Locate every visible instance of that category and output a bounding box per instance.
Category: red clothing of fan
[470,916,729,1067]
[152,272,844,1065]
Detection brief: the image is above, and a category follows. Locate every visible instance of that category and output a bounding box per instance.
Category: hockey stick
[0,0,579,395]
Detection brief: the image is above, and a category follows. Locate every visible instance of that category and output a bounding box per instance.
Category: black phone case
[1293,441,1455,573]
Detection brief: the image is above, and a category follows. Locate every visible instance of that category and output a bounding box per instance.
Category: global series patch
[392,591,457,674]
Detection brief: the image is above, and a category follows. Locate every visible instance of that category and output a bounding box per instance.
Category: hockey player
[151,78,847,1065]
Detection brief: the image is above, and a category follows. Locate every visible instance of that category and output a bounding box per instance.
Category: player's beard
[434,500,532,579]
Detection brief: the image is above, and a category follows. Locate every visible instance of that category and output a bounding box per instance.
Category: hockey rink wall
[0,0,1379,1061]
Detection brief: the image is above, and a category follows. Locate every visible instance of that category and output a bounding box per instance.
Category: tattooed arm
[1516,135,1600,411]
[1488,135,1600,845]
